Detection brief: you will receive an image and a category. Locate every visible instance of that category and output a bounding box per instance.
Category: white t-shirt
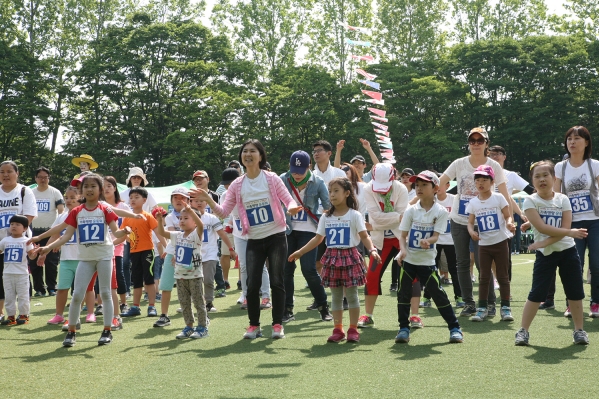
[407,189,416,202]
[231,204,247,240]
[290,189,317,233]
[0,184,38,240]
[555,159,599,222]
[64,203,117,261]
[436,194,455,245]
[522,193,575,256]
[505,170,529,194]
[465,192,511,246]
[164,210,182,255]
[314,163,346,213]
[200,212,223,261]
[316,209,366,249]
[399,201,448,266]
[355,182,368,217]
[241,171,284,240]
[443,157,507,226]
[220,189,231,225]
[0,236,34,275]
[171,230,203,279]
[52,212,78,261]
[120,188,158,212]
[31,186,64,229]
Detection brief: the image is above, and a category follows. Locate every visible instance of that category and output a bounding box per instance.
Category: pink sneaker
[590,303,599,318]
[272,324,285,339]
[564,307,572,318]
[260,298,272,309]
[346,327,360,343]
[86,313,96,323]
[47,314,65,325]
[327,328,346,343]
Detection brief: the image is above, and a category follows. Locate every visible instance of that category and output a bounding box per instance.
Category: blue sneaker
[176,326,195,339]
[121,306,141,317]
[147,306,158,317]
[420,299,432,308]
[487,304,497,318]
[191,325,209,339]
[449,328,463,343]
[455,297,466,308]
[394,328,410,343]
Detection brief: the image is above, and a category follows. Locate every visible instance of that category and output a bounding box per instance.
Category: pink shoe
[327,328,346,343]
[47,314,65,325]
[86,313,96,323]
[260,298,272,309]
[590,303,599,318]
[346,327,360,343]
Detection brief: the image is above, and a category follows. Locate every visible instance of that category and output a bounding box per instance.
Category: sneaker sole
[395,338,410,343]
[153,322,171,327]
[63,342,75,347]
[411,324,423,329]
[243,334,263,339]
[502,317,514,321]
[98,340,112,346]
[471,318,485,322]
[515,340,529,346]
[111,325,123,331]
[589,313,599,318]
[347,338,359,343]
[449,338,463,343]
[327,337,346,343]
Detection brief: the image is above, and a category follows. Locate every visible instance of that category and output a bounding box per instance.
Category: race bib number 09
[37,199,51,213]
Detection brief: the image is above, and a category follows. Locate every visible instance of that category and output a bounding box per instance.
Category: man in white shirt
[29,167,64,297]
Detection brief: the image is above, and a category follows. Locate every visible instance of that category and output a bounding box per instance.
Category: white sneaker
[237,293,246,304]
[176,308,183,313]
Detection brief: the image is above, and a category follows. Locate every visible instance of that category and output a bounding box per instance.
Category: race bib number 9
[0,210,17,229]
[175,243,194,270]
[4,247,23,263]
[37,199,51,213]
[569,190,593,214]
[408,222,434,250]
[476,210,500,233]
[458,195,474,217]
[245,199,274,227]
[78,217,105,244]
[325,220,351,247]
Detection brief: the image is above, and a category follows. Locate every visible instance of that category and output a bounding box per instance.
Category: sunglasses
[468,138,486,145]
[312,148,325,155]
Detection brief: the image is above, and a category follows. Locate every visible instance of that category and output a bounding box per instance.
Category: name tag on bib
[458,195,475,217]
[476,209,500,233]
[569,190,593,214]
[37,199,51,213]
[408,222,434,250]
[78,217,105,244]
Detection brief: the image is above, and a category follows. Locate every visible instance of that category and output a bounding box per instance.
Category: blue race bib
[61,229,77,245]
[78,217,105,244]
[175,244,194,270]
[291,210,308,222]
[569,190,593,214]
[202,228,209,242]
[245,202,274,227]
[476,211,500,233]
[37,199,51,213]
[539,208,562,228]
[408,222,434,250]
[4,247,23,263]
[458,195,474,217]
[0,210,16,229]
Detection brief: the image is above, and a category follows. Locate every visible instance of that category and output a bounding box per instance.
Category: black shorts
[317,240,327,262]
[528,246,585,302]
[130,249,155,288]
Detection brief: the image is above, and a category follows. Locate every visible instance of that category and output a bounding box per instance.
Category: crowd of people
[0,126,596,348]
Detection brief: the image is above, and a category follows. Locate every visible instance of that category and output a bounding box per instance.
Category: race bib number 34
[325,220,351,247]
[408,222,434,250]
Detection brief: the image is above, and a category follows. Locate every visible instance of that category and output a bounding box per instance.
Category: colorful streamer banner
[374,129,389,136]
[345,38,371,47]
[376,135,391,142]
[356,69,377,80]
[365,99,384,105]
[371,122,388,131]
[338,21,372,34]
[352,55,374,62]
[370,115,388,123]
[368,107,386,117]
[362,90,382,101]
[359,80,380,90]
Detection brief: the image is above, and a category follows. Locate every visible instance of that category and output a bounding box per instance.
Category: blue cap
[290,151,311,174]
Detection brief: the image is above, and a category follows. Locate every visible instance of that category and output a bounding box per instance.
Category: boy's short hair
[129,187,148,199]
[488,145,506,155]
[474,174,493,181]
[9,214,29,229]
[181,207,202,218]
[312,140,332,153]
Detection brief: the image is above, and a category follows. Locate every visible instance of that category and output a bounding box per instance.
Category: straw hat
[126,167,149,186]
[71,154,98,169]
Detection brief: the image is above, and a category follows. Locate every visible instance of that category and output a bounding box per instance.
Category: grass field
[1,253,598,399]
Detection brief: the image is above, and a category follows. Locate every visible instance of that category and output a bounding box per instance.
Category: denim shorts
[158,254,175,291]
[57,260,79,290]
[153,256,164,281]
[528,246,584,302]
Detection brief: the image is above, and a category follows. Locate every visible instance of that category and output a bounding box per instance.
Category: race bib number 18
[476,210,500,233]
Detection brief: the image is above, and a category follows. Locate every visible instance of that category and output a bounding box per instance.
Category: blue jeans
[246,232,287,326]
[285,230,327,309]
[572,218,599,304]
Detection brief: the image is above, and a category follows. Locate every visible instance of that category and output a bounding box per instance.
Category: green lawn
[2,254,598,398]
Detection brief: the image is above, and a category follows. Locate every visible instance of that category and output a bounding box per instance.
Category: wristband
[229,247,234,252]
[369,249,377,254]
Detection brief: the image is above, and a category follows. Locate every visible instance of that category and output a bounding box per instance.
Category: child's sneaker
[47,314,65,325]
[357,315,374,328]
[282,308,295,323]
[153,314,171,327]
[564,306,572,318]
[147,306,158,317]
[471,307,488,322]
[121,305,141,317]
[327,328,346,343]
[515,328,529,346]
[16,315,29,325]
[62,320,81,331]
[224,281,231,290]
[240,299,248,310]
[260,298,272,309]
[589,303,599,318]
[346,327,360,342]
[573,329,590,345]
[155,293,162,302]
[85,313,96,323]
[111,317,123,331]
[319,304,333,321]
[119,303,129,314]
[0,314,4,323]
[449,328,464,343]
[237,293,245,304]
[176,326,195,339]
[98,329,113,345]
[420,299,432,308]
[63,331,76,347]
[206,302,217,312]
[487,304,497,318]
[409,315,424,329]
[500,306,514,321]
[460,304,477,317]
[395,328,410,343]
[243,325,262,339]
[191,325,209,339]
[455,297,466,308]
[539,301,555,310]
[272,324,285,339]
[94,305,103,315]
[1,316,16,326]
[215,288,226,298]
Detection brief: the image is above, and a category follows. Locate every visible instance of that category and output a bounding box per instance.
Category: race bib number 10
[245,199,274,227]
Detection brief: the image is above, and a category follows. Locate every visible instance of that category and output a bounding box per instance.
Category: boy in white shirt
[466,165,515,322]
[0,215,36,325]
[395,171,463,344]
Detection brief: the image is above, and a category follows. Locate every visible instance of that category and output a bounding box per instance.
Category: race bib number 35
[78,217,105,244]
[569,191,593,214]
[476,210,500,233]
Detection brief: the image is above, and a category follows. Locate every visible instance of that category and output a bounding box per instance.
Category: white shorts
[220,232,234,255]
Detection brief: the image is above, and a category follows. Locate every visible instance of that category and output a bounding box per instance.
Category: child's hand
[286,206,303,216]
[288,251,302,262]
[569,228,588,239]
[230,249,237,260]
[507,222,516,233]
[527,242,541,251]
[365,222,373,232]
[469,232,480,241]
[420,239,431,249]
[520,221,531,233]
[369,250,381,263]
[36,253,46,267]
[395,250,406,263]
